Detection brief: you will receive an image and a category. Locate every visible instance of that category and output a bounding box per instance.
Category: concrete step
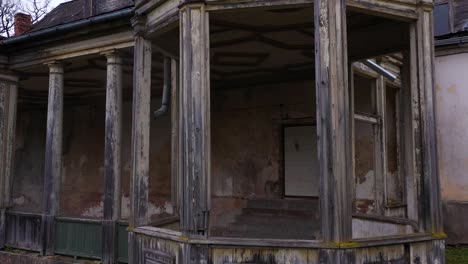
[211,198,320,240]
[245,198,319,211]
[233,214,318,228]
[211,218,318,239]
[241,207,318,217]
[212,208,319,239]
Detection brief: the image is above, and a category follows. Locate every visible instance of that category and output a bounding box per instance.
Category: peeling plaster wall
[12,102,108,218]
[12,96,173,221]
[120,99,174,222]
[210,80,316,228]
[211,80,315,198]
[120,99,133,220]
[147,99,174,222]
[11,109,47,213]
[13,80,314,224]
[60,102,106,219]
[435,52,468,244]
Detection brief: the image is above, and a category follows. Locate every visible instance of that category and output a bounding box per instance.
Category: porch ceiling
[210,6,314,89]
[15,5,409,105]
[208,5,408,89]
[17,47,167,107]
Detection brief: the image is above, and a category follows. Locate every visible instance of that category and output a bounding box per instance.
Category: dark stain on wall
[12,109,47,213]
[210,81,316,233]
[13,80,315,224]
[60,104,105,219]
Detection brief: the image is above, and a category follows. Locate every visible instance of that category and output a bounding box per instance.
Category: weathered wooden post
[102,50,123,264]
[179,1,211,262]
[415,3,445,261]
[170,58,180,214]
[129,16,152,264]
[41,61,64,256]
[0,70,18,249]
[315,0,352,261]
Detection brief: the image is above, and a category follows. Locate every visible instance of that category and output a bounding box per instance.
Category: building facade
[0,0,444,263]
[434,0,468,246]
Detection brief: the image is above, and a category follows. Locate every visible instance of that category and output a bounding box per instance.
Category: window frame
[351,63,407,218]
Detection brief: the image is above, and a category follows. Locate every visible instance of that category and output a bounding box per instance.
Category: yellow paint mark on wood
[432,232,448,239]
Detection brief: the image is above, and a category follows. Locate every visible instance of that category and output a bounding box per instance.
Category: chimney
[14,13,32,36]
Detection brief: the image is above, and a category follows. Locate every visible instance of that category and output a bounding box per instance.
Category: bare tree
[24,0,51,23]
[0,0,50,38]
[0,0,21,38]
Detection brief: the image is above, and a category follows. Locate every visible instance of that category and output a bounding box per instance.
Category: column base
[0,209,5,249]
[102,219,116,264]
[40,215,55,256]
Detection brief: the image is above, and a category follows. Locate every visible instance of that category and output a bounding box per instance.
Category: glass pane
[355,120,376,214]
[386,86,403,206]
[354,75,376,114]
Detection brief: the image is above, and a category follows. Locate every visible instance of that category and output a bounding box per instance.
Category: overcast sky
[49,0,69,9]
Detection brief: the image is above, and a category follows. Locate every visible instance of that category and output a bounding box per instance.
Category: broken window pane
[354,75,376,115]
[355,120,376,214]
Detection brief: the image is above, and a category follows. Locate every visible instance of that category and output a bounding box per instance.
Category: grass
[446,246,468,264]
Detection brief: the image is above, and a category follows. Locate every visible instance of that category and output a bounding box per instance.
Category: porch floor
[211,198,320,240]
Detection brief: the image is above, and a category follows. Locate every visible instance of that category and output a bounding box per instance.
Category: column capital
[45,61,64,74]
[131,15,147,37]
[0,55,9,69]
[0,69,19,84]
[102,50,123,65]
[417,0,434,11]
[179,0,206,9]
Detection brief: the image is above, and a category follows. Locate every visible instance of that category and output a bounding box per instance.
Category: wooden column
[130,35,152,229]
[170,58,180,212]
[0,71,18,249]
[179,1,210,238]
[314,0,352,245]
[41,61,64,256]
[415,4,443,236]
[129,16,152,264]
[401,48,420,224]
[102,50,123,264]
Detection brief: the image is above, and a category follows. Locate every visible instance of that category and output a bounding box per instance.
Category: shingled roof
[29,0,134,33]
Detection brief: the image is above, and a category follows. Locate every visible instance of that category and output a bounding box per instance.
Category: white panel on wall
[284,125,319,197]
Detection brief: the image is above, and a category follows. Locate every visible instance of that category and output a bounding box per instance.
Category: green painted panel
[55,219,102,259]
[116,222,129,263]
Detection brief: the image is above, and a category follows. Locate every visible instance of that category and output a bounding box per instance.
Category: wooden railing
[4,211,42,252]
[4,212,130,263]
[54,217,129,263]
[54,217,103,259]
[116,221,129,263]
